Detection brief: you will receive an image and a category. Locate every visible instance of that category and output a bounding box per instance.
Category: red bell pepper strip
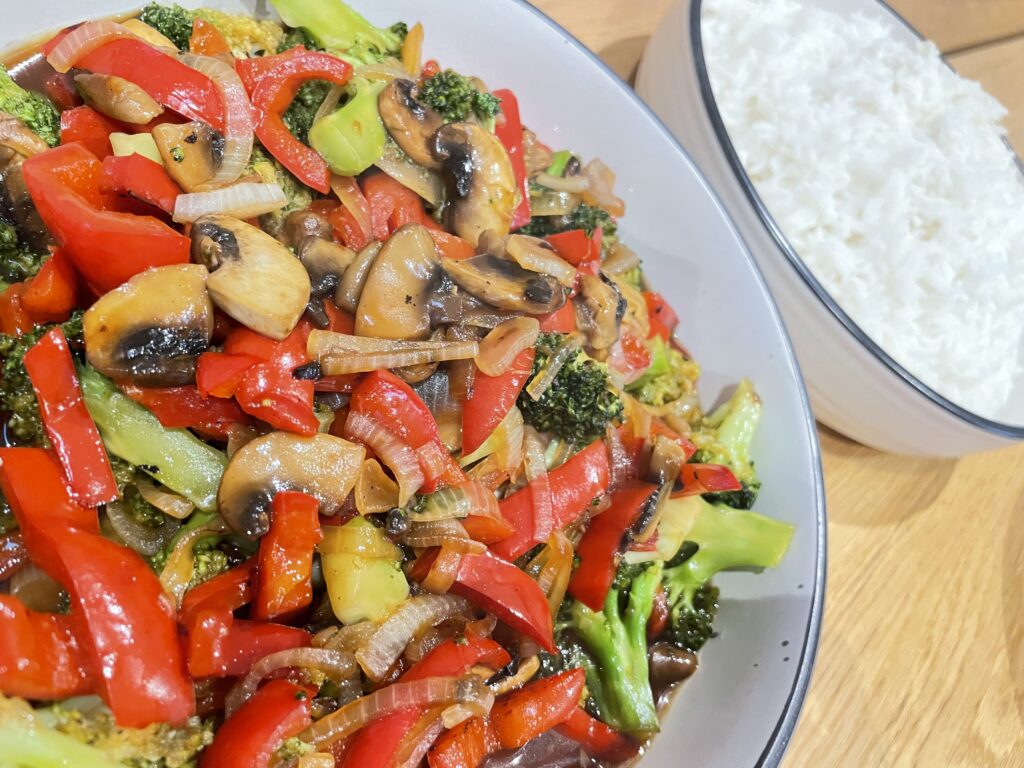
[60,106,121,159]
[185,607,311,678]
[24,328,118,507]
[538,302,576,333]
[78,39,225,132]
[568,481,659,611]
[490,668,586,750]
[492,89,530,231]
[0,447,194,727]
[411,549,554,652]
[545,229,593,266]
[189,18,232,57]
[21,249,79,320]
[428,716,495,768]
[0,284,33,336]
[461,347,534,456]
[612,330,653,383]
[180,558,255,627]
[644,291,679,341]
[554,707,639,763]
[491,440,610,561]
[122,384,252,439]
[252,491,323,621]
[362,172,442,236]
[241,49,352,194]
[196,351,262,398]
[235,362,319,435]
[672,463,742,497]
[22,143,190,294]
[350,369,464,491]
[0,594,91,700]
[100,153,182,214]
[429,230,475,261]
[201,679,316,768]
[343,633,511,768]
[45,73,82,111]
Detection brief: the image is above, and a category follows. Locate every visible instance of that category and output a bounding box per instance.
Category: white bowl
[638,0,1024,456]
[3,2,825,765]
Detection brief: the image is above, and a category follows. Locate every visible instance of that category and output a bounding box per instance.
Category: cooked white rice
[703,0,1024,419]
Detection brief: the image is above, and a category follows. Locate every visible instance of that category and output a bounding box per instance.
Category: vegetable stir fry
[0,2,794,766]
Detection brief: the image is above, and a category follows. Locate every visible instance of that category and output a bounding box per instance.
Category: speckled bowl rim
[690,0,1024,440]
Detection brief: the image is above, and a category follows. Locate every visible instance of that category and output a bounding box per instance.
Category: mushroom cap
[379,78,445,170]
[84,263,213,387]
[441,252,566,315]
[217,431,365,539]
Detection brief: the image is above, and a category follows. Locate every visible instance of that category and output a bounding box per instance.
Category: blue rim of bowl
[689,0,1024,440]
[512,2,827,766]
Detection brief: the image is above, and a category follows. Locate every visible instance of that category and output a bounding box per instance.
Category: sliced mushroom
[336,241,382,314]
[298,237,356,285]
[441,253,566,315]
[283,210,334,250]
[0,111,48,158]
[191,215,311,340]
[378,79,444,169]
[576,273,625,351]
[84,264,213,386]
[74,73,164,125]
[649,642,698,700]
[432,122,517,245]
[153,121,224,192]
[218,431,365,538]
[355,224,439,340]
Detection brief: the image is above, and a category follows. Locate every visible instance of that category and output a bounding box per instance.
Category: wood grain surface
[530,0,1024,765]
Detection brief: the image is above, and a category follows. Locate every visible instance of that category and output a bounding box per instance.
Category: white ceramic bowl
[3,2,825,765]
[638,0,1024,456]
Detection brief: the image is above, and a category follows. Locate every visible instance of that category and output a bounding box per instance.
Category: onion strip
[534,171,589,194]
[344,412,424,505]
[173,182,286,223]
[523,427,554,543]
[179,52,254,189]
[475,317,541,377]
[355,594,471,681]
[304,676,494,749]
[159,518,229,607]
[401,518,470,550]
[330,175,372,242]
[134,477,194,520]
[226,647,357,717]
[47,21,131,73]
[105,499,180,557]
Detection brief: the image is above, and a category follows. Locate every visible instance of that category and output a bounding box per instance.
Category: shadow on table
[1003,492,1024,724]
[817,424,958,526]
[597,36,650,83]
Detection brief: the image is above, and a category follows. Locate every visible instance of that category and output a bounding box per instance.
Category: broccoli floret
[692,378,762,506]
[138,3,194,51]
[192,8,284,57]
[278,26,321,53]
[519,203,617,240]
[0,221,45,284]
[248,144,314,234]
[418,69,502,125]
[270,0,407,66]
[660,499,793,652]
[44,703,214,768]
[283,80,333,146]
[518,333,623,447]
[557,562,663,736]
[188,544,230,589]
[0,312,84,446]
[627,335,700,407]
[276,736,314,763]
[0,66,59,148]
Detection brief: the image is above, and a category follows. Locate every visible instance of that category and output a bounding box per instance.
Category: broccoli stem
[0,697,117,768]
[571,562,662,736]
[78,366,226,511]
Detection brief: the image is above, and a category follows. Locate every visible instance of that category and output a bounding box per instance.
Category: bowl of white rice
[637,0,1024,455]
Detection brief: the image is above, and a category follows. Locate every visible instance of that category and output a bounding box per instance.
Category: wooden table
[532,1,1024,765]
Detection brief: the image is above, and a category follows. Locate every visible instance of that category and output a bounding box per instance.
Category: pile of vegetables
[0,1,794,766]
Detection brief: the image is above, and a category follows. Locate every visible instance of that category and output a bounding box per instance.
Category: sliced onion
[376,140,445,207]
[48,21,131,73]
[441,702,482,729]
[404,627,450,665]
[9,564,64,613]
[0,114,48,157]
[623,395,652,440]
[582,158,625,217]
[489,655,540,697]
[180,52,254,189]
[416,441,451,483]
[649,434,686,487]
[527,532,573,616]
[106,498,180,557]
[414,482,484,523]
[344,412,424,505]
[354,458,400,515]
[421,548,464,595]
[298,753,336,768]
[159,519,229,606]
[356,594,471,681]
[401,518,470,549]
[534,172,589,194]
[353,60,412,82]
[635,483,671,544]
[529,189,581,217]
[134,477,194,520]
[314,84,346,126]
[321,344,478,375]
[395,710,445,768]
[306,675,494,749]
[602,242,642,276]
[525,336,580,401]
[523,427,554,543]
[475,317,540,378]
[173,182,286,223]
[415,372,462,451]
[226,647,357,717]
[606,423,632,492]
[505,237,576,289]
[606,272,650,339]
[331,175,372,243]
[313,621,378,654]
